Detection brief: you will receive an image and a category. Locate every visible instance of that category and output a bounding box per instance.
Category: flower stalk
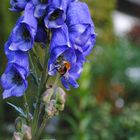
[32,46,49,138]
[23,93,30,125]
[36,113,50,140]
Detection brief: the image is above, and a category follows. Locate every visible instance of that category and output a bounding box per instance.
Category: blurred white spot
[115,98,124,108]
[112,11,140,36]
[126,67,140,82]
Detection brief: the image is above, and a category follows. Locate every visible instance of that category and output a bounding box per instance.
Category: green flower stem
[36,114,50,139]
[32,47,43,71]
[36,74,60,139]
[29,52,39,86]
[53,73,60,89]
[32,47,49,139]
[23,93,30,125]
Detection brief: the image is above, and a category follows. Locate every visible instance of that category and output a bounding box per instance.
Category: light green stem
[36,74,60,139]
[29,52,39,86]
[32,47,49,139]
[23,93,30,125]
[36,114,50,139]
[53,73,60,89]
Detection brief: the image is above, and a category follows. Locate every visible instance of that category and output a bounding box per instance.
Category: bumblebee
[55,60,71,76]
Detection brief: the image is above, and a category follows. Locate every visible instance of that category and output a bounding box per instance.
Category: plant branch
[32,47,50,139]
[29,52,39,86]
[23,93,30,125]
[36,114,50,139]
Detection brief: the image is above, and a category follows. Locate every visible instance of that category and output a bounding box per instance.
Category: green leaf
[31,48,43,71]
[30,71,39,85]
[7,102,26,118]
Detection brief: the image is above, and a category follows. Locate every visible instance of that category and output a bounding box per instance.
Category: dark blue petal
[50,45,68,63]
[10,0,29,12]
[35,26,48,47]
[82,33,96,56]
[44,8,65,28]
[75,49,86,64]
[1,64,28,99]
[44,0,70,28]
[67,2,96,56]
[11,80,28,97]
[50,24,70,51]
[69,63,83,79]
[22,2,37,30]
[66,2,93,26]
[48,47,76,75]
[32,0,39,5]
[9,40,33,51]
[70,24,96,56]
[3,81,27,99]
[48,60,57,76]
[4,36,29,74]
[1,64,15,89]
[49,24,70,62]
[68,76,79,88]
[61,76,79,90]
[9,4,37,51]
[63,48,76,64]
[10,52,29,74]
[32,0,48,5]
[34,4,48,18]
[61,77,70,90]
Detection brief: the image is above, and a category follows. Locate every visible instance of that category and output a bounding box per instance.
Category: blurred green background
[0,0,140,140]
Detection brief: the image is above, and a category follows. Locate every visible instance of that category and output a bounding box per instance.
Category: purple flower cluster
[1,0,96,98]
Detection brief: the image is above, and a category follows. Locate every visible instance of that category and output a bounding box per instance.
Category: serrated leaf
[7,102,26,118]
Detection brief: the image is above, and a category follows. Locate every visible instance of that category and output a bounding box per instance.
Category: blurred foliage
[0,0,19,71]
[83,0,116,44]
[51,39,140,140]
[1,0,140,140]
[0,1,21,139]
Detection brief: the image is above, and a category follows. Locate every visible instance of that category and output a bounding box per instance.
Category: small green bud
[22,124,32,140]
[45,100,58,117]
[56,103,65,111]
[42,88,54,104]
[15,117,23,132]
[56,87,66,104]
[12,132,23,140]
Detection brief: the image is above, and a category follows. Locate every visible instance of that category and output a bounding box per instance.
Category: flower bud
[22,124,32,140]
[56,103,65,111]
[42,88,54,104]
[45,100,58,117]
[12,132,23,140]
[15,117,22,132]
[56,87,66,104]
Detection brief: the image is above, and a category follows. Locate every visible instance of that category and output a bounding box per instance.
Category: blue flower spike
[1,0,96,98]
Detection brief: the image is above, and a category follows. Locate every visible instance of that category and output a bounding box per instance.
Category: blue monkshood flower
[44,0,70,28]
[34,4,48,18]
[1,63,28,99]
[9,2,37,51]
[60,49,85,90]
[33,0,49,18]
[48,24,70,73]
[10,0,30,12]
[35,25,48,47]
[4,35,29,74]
[48,24,85,89]
[66,2,96,56]
[32,0,48,5]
